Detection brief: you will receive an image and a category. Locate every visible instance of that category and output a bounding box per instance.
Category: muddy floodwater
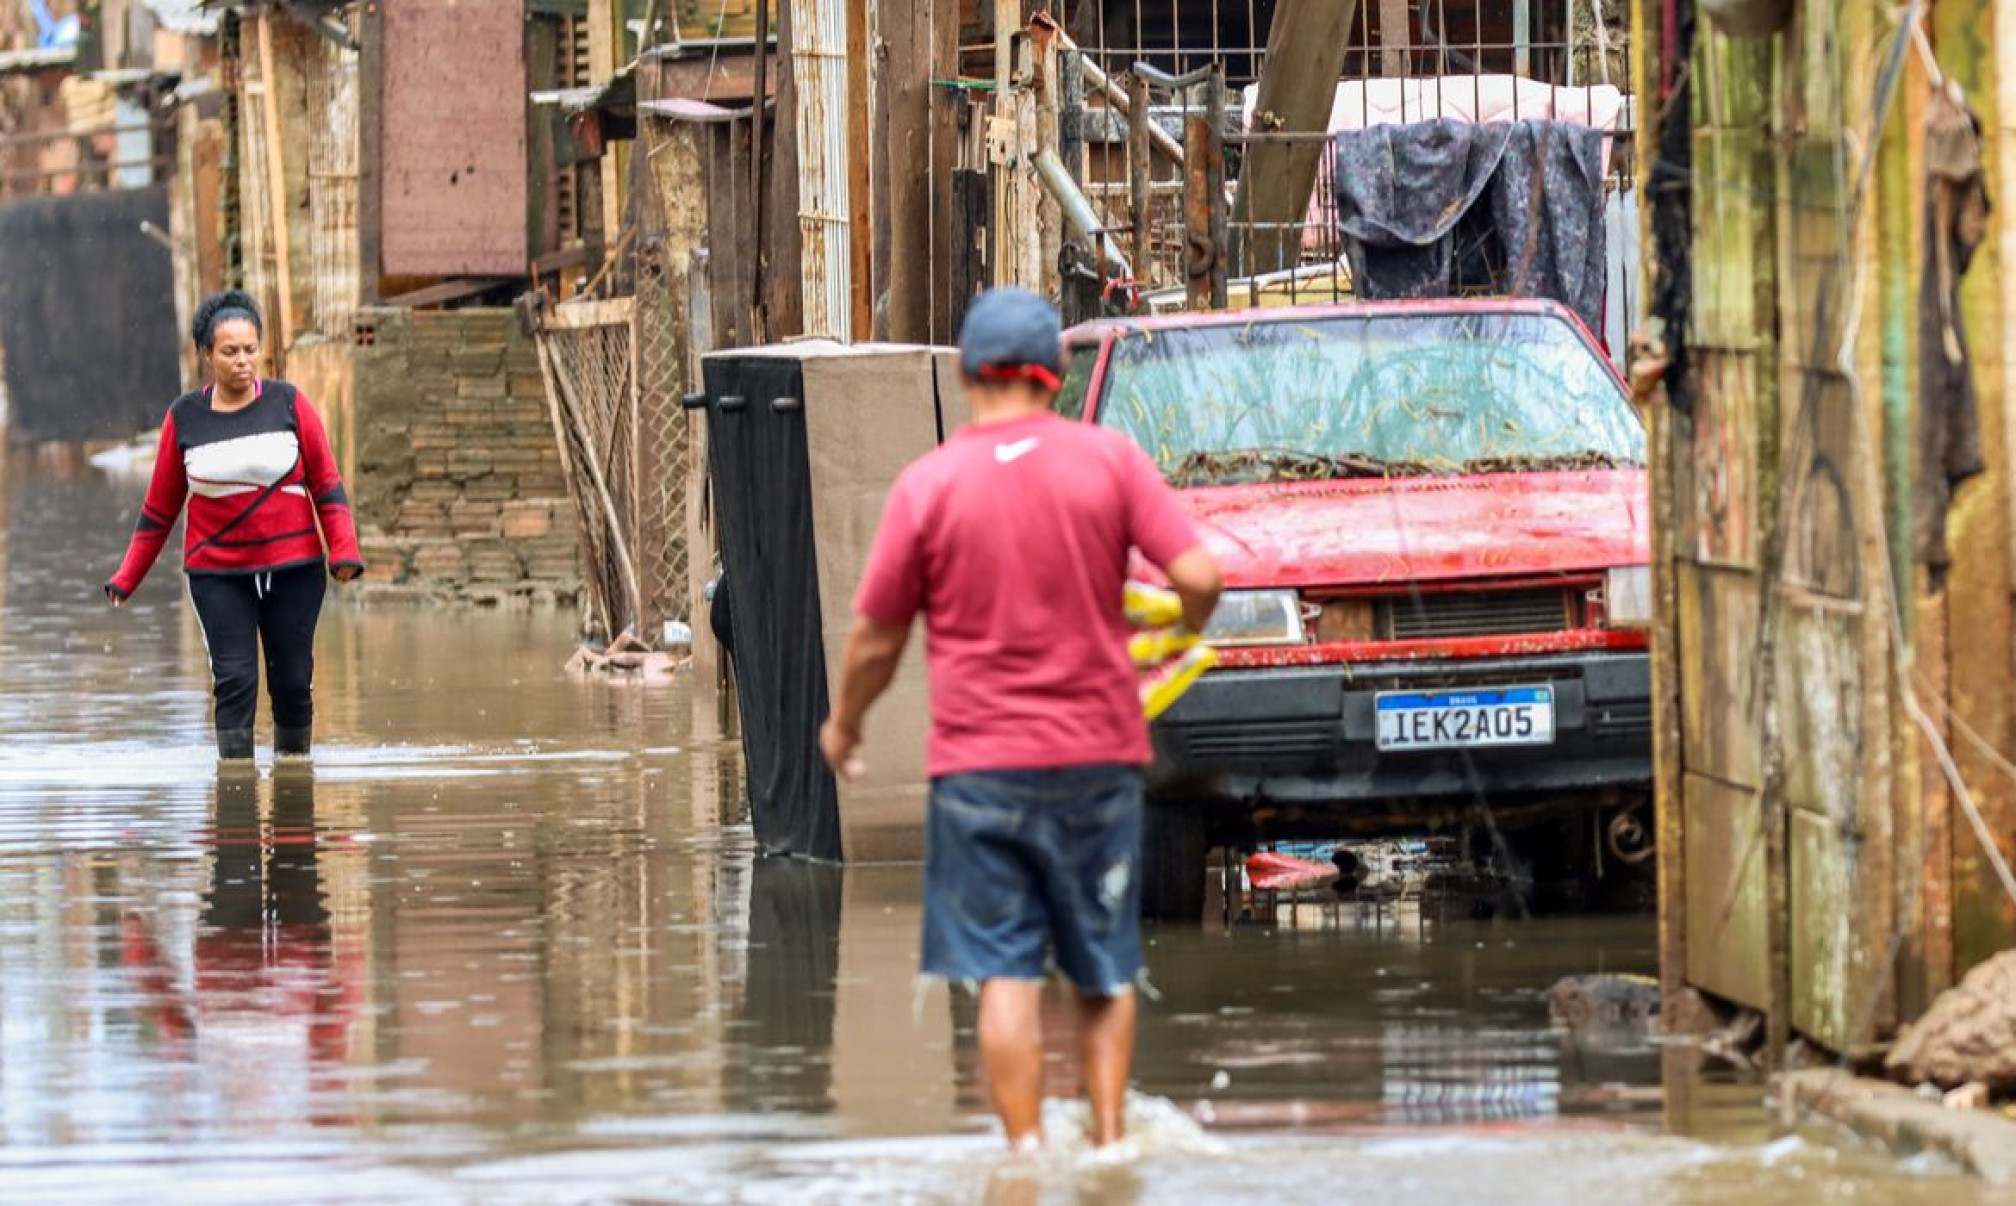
[0,460,1996,1204]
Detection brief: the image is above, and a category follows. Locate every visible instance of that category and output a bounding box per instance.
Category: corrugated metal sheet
[380,0,526,277]
[789,0,848,339]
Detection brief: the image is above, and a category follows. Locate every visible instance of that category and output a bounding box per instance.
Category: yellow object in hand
[1123,581,1185,629]
[1140,644,1218,720]
[1127,579,1213,719]
[1129,628,1199,666]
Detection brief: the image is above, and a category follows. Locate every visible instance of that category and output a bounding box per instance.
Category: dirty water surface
[0,461,1995,1204]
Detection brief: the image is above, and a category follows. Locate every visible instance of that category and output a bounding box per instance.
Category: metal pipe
[1033,147,1132,279]
[1053,31,1185,165]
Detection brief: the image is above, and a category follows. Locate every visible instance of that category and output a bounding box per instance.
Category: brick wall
[348,306,580,606]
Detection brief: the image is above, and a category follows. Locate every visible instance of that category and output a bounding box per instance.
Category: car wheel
[1140,801,1208,921]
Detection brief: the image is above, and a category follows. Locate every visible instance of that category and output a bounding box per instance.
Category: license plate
[1375,686,1555,751]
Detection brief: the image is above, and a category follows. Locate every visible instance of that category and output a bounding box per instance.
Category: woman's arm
[105,415,188,602]
[294,394,365,579]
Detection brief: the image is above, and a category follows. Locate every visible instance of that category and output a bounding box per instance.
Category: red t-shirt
[855,411,1201,777]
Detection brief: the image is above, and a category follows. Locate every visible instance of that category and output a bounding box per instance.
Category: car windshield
[1092,311,1645,486]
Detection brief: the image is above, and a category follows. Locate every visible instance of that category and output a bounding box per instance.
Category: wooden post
[1129,74,1151,285]
[1206,69,1228,310]
[877,0,939,342]
[256,13,295,368]
[588,0,625,258]
[846,0,872,339]
[1633,0,1687,1017]
[357,1,383,305]
[1033,20,1062,299]
[1379,0,1410,77]
[927,0,960,342]
[1229,0,1357,279]
[750,0,770,339]
[991,2,1042,288]
[1183,73,1226,311]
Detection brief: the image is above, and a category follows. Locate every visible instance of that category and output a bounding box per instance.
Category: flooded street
[0,460,1995,1204]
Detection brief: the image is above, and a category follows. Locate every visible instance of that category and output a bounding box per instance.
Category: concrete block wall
[348,306,580,606]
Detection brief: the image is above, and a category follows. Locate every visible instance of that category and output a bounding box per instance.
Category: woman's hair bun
[192,289,264,350]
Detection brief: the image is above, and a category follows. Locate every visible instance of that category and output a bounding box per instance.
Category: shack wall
[1645,0,2016,1056]
[349,307,580,605]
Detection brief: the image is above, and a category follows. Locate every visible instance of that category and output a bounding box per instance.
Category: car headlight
[1203,589,1305,646]
[1604,566,1652,630]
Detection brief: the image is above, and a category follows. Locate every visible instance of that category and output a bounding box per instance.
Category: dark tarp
[1915,87,1991,577]
[701,353,844,862]
[1331,119,1610,332]
[0,187,181,443]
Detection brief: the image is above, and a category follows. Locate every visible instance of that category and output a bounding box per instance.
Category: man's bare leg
[978,979,1046,1147]
[1076,989,1137,1146]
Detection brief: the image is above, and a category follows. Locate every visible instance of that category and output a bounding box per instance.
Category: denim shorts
[921,764,1145,996]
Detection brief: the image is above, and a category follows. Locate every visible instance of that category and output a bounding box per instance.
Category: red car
[1059,298,1652,917]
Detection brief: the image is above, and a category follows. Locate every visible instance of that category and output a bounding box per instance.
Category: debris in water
[1546,973,1661,1032]
[564,630,686,683]
[1245,850,1335,891]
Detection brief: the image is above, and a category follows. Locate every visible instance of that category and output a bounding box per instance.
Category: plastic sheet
[1331,119,1610,332]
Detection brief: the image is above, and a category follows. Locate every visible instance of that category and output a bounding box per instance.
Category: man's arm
[820,616,912,779]
[1164,545,1223,634]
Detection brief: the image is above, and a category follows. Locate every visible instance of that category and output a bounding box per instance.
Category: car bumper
[1148,648,1651,812]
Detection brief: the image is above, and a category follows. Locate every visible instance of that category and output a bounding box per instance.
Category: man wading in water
[821,287,1222,1150]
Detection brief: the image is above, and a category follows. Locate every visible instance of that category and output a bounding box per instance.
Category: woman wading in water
[104,291,364,761]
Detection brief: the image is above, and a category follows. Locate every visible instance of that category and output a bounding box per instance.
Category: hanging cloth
[1915,84,1992,578]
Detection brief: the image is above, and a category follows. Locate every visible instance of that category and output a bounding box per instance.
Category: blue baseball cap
[958,287,1064,387]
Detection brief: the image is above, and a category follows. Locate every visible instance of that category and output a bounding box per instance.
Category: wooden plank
[1914,577,1956,1010]
[526,14,561,261]
[546,296,636,330]
[654,49,775,104]
[588,0,625,257]
[1129,73,1150,283]
[532,243,601,277]
[847,0,873,340]
[927,0,960,343]
[749,0,771,340]
[877,0,933,342]
[256,13,295,365]
[382,278,510,309]
[357,0,383,302]
[1229,0,1359,277]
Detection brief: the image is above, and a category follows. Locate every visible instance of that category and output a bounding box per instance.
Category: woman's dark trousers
[187,562,326,759]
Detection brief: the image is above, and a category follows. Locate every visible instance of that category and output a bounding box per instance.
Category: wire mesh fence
[632,226,694,638]
[535,299,644,644]
[1034,0,1633,320]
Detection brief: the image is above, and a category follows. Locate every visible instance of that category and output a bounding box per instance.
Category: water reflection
[728,858,842,1116]
[0,456,1998,1202]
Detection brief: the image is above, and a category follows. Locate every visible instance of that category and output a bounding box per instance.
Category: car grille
[1589,699,1653,739]
[1378,588,1574,640]
[1174,718,1337,764]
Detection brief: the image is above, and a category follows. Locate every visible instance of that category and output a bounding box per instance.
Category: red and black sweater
[106,381,364,599]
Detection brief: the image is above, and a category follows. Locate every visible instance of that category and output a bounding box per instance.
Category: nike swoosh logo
[994,438,1040,464]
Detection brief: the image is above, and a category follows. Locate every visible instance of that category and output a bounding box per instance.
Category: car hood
[1176,468,1649,589]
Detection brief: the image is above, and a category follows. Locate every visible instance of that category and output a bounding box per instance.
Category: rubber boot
[217,727,256,762]
[274,725,313,760]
